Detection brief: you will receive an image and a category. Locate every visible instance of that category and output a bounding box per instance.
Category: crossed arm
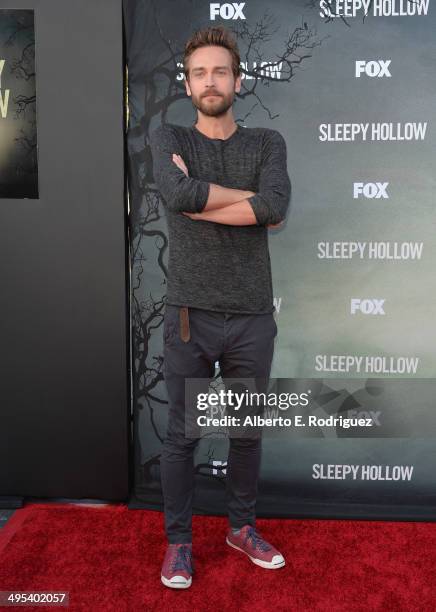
[172,154,282,228]
[149,125,291,229]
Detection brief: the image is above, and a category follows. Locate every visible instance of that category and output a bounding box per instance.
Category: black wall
[0,0,129,500]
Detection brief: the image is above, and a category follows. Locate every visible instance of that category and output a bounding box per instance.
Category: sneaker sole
[161,574,192,589]
[226,537,286,569]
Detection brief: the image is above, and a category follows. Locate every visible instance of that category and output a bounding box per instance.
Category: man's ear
[185,76,192,97]
[235,74,241,94]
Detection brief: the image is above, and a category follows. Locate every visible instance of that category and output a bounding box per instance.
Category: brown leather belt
[179,306,190,342]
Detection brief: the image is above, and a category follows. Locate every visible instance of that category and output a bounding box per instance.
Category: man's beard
[191,91,234,117]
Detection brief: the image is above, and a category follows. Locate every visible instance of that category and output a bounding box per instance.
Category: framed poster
[0,9,38,198]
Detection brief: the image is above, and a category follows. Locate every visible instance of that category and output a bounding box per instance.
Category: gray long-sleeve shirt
[149,122,291,314]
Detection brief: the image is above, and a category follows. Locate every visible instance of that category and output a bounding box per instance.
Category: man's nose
[205,75,216,87]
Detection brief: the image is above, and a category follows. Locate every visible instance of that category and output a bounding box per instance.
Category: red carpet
[0,502,435,611]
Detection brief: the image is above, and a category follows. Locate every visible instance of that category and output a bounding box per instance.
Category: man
[149,25,291,589]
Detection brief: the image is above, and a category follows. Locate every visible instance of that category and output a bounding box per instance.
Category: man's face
[185,45,241,117]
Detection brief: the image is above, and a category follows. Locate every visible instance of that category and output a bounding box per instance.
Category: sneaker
[161,543,194,589]
[226,525,285,569]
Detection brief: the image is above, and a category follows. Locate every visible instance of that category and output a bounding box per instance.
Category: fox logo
[351,298,386,315]
[210,3,246,20]
[355,60,391,78]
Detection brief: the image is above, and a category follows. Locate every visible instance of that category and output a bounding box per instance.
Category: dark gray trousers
[160,304,277,544]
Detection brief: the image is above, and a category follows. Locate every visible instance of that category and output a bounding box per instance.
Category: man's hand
[266,221,284,229]
[172,153,189,176]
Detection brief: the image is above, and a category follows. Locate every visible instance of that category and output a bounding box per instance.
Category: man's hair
[183,26,241,81]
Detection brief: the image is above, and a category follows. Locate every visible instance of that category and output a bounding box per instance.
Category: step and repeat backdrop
[124,0,436,518]
[0,9,38,198]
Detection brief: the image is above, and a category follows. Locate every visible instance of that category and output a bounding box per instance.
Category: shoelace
[171,544,195,574]
[244,527,272,552]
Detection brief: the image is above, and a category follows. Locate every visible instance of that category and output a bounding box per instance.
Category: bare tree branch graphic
[2,12,37,157]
